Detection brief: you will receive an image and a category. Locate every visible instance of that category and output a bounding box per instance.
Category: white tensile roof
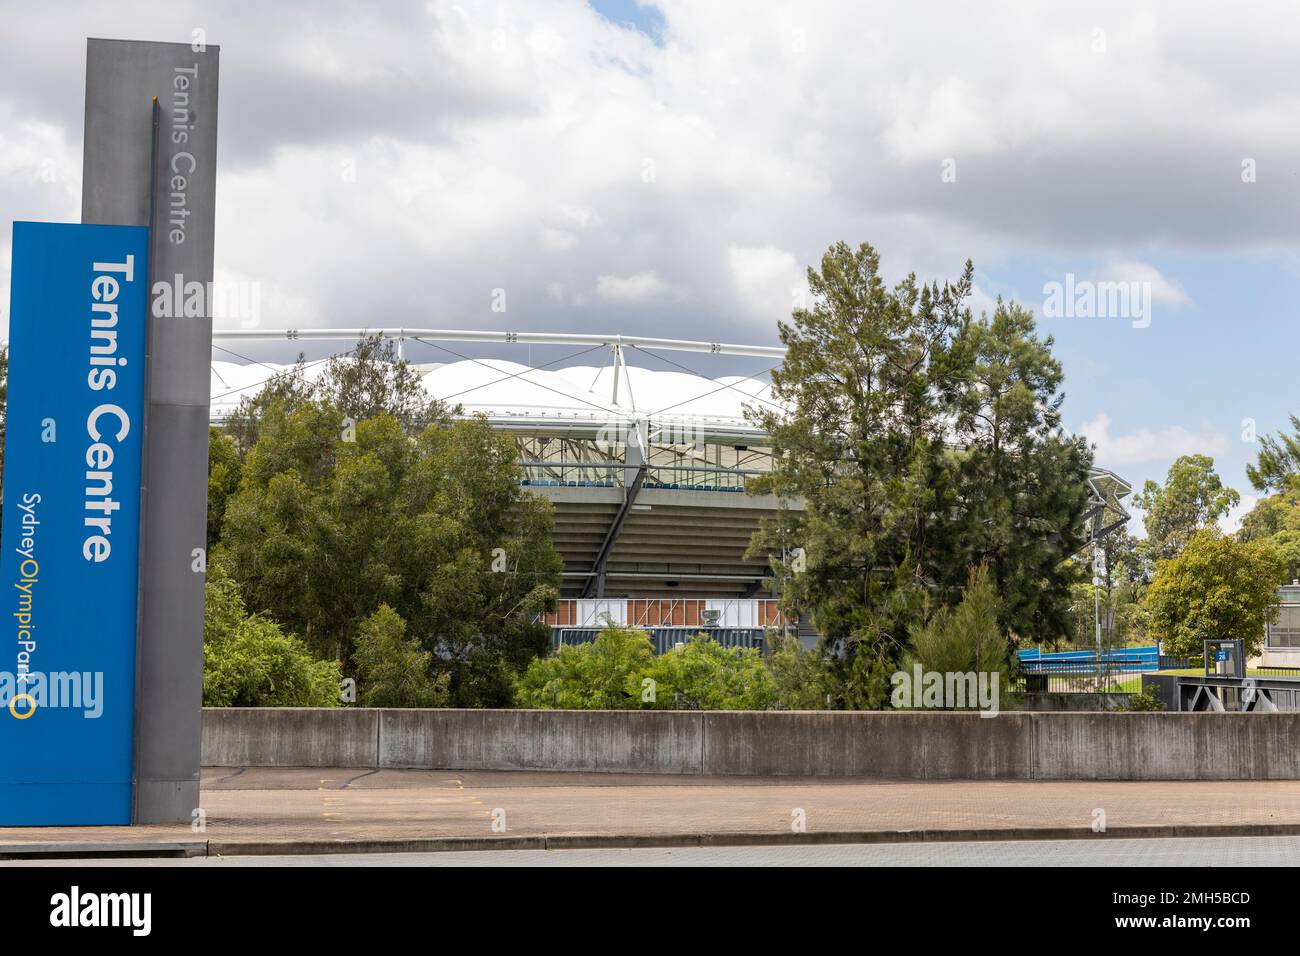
[209,358,779,440]
[208,355,1131,528]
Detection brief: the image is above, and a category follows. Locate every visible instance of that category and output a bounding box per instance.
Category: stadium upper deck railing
[519,461,757,493]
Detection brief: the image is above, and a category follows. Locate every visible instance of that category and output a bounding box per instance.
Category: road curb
[9,823,1300,859]
[205,822,1300,857]
[0,841,207,860]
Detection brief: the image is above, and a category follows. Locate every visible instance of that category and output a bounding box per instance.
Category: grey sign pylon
[81,37,219,824]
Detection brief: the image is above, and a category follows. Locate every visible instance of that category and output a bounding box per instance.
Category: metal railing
[1012,661,1144,694]
[1252,665,1300,679]
[518,460,760,492]
[1013,650,1190,694]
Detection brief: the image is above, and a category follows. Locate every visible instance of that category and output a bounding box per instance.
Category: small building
[1262,583,1300,667]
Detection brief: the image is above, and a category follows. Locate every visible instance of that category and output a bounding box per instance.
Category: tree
[218,403,562,707]
[1247,415,1300,493]
[223,333,443,452]
[204,558,249,645]
[747,241,1091,703]
[207,427,242,549]
[203,562,341,707]
[352,604,450,707]
[947,301,1093,639]
[1133,454,1239,564]
[901,564,1010,709]
[748,242,959,658]
[1064,529,1150,650]
[1145,529,1287,658]
[765,632,834,709]
[1100,527,1151,589]
[1238,474,1300,580]
[1066,581,1146,651]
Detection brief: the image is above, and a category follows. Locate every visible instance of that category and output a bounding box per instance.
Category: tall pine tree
[748,242,1092,701]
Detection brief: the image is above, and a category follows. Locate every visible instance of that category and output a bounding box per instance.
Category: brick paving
[4,769,1300,851]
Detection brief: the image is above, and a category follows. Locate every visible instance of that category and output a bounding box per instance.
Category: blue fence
[1017,645,1161,674]
[1012,645,1186,693]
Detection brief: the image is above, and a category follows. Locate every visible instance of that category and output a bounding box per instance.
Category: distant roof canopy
[208,328,1131,525]
[210,357,779,442]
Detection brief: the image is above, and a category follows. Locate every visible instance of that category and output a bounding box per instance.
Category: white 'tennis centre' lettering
[83,255,134,563]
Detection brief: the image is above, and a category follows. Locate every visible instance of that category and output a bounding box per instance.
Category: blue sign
[0,222,149,825]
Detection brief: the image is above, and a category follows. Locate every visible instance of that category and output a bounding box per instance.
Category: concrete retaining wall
[698,711,1033,778]
[1017,692,1133,712]
[1032,712,1300,780]
[379,709,704,774]
[202,707,380,768]
[200,708,1300,780]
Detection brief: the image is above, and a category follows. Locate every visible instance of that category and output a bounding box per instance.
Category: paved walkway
[5,769,1300,855]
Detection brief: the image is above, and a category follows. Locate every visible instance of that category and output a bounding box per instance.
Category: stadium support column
[81,38,220,824]
[586,422,647,598]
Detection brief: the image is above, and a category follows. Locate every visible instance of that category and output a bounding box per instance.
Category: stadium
[210,328,1134,650]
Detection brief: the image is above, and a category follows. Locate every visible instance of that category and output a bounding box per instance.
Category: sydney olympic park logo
[1,671,104,719]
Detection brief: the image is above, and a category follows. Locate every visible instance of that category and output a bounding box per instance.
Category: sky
[0,0,1297,530]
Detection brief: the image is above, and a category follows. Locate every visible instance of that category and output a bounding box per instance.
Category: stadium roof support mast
[587,337,644,597]
[609,337,637,410]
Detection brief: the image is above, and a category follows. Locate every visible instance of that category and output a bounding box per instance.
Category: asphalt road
[7,836,1300,866]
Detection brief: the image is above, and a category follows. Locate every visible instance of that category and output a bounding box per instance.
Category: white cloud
[882,74,1000,163]
[541,227,578,251]
[1102,259,1191,306]
[1,0,1298,348]
[727,245,802,322]
[595,271,668,302]
[1079,412,1230,467]
[967,282,1000,319]
[539,204,601,252]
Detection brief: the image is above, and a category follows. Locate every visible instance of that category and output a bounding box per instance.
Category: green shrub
[514,627,654,709]
[1124,689,1166,711]
[515,627,778,710]
[203,563,341,707]
[647,634,776,710]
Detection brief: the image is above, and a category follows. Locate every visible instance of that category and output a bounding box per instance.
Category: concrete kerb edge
[203,822,1300,857]
[13,822,1300,860]
[0,841,208,860]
